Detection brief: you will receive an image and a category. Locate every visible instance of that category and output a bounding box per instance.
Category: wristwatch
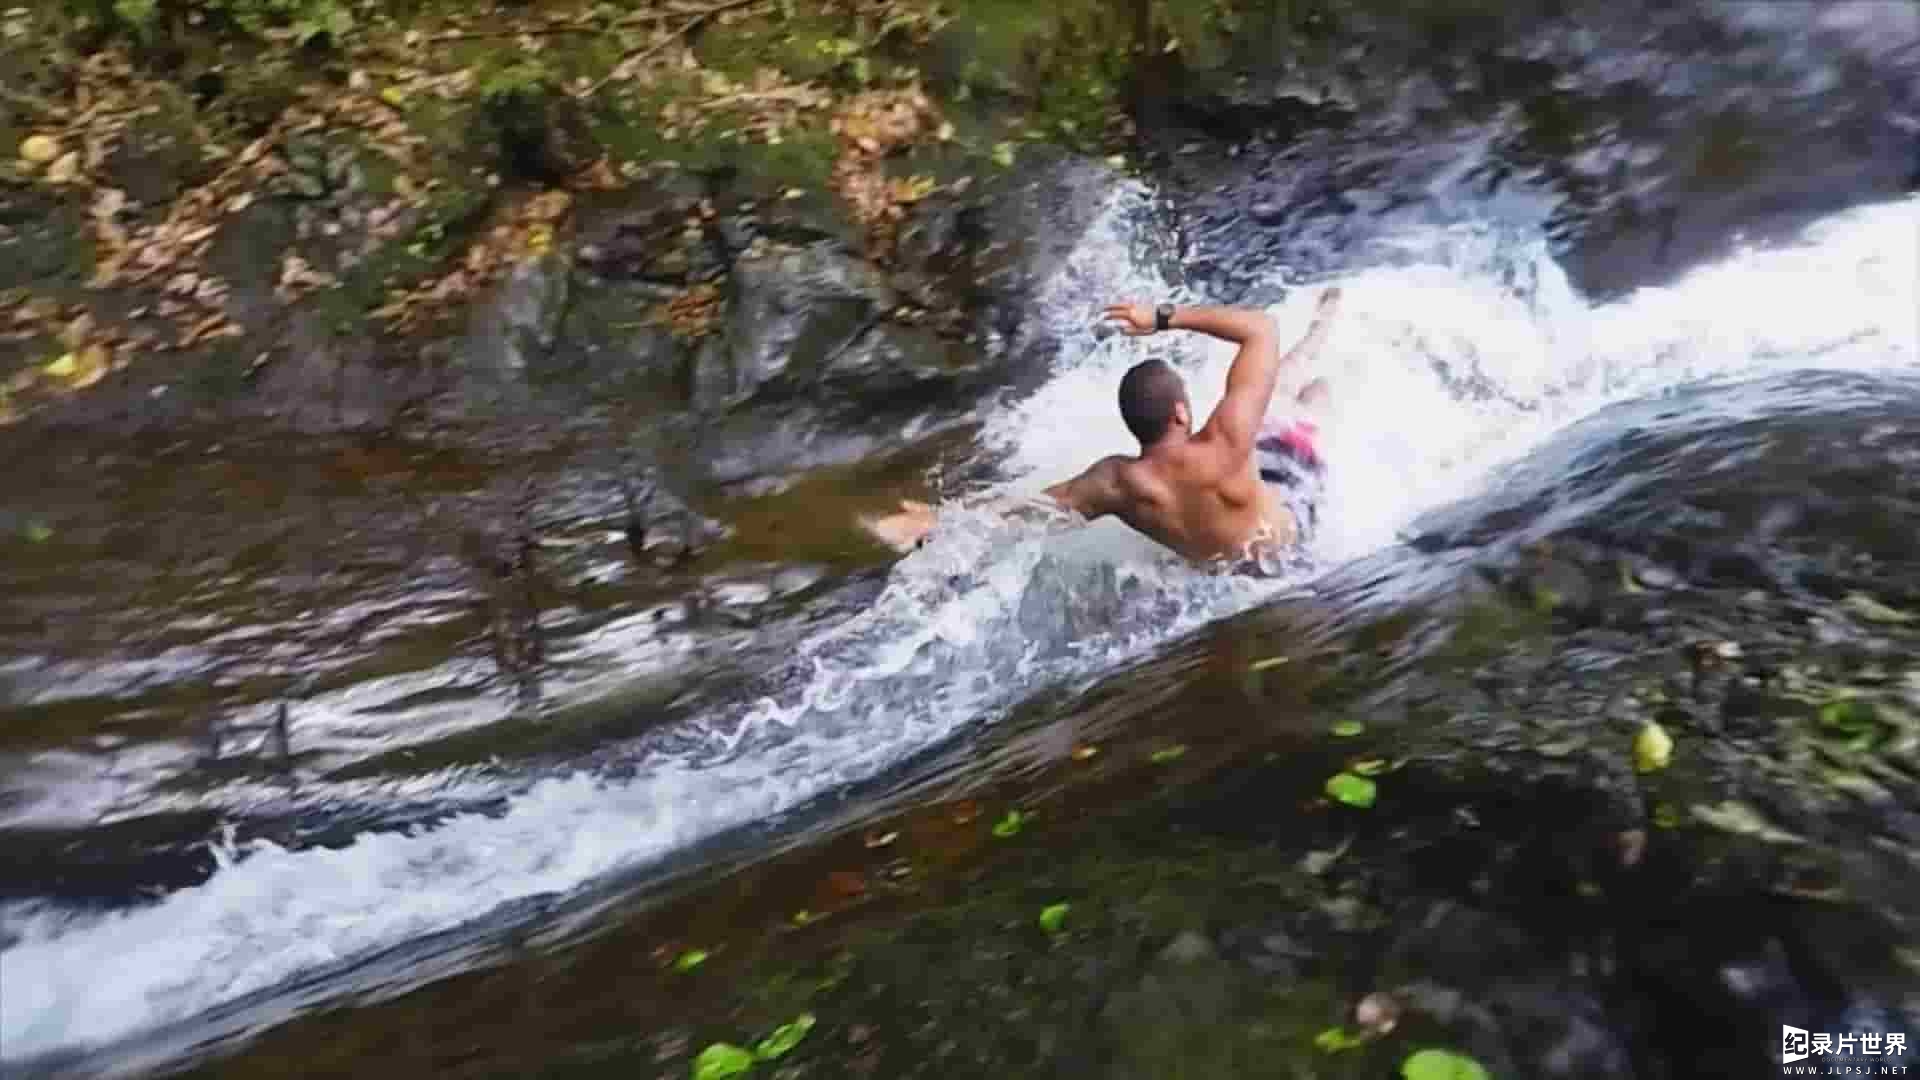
[1154,302,1176,332]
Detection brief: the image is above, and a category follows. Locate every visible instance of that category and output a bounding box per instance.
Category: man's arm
[1191,289,1341,454]
[859,458,1126,554]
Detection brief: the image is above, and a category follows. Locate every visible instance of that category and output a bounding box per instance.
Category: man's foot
[859,499,938,553]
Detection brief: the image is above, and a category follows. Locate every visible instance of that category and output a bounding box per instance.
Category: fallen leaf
[1633,721,1672,774]
[1315,1026,1366,1053]
[671,948,709,973]
[753,1013,815,1062]
[1331,720,1365,737]
[1149,745,1187,764]
[1325,772,1377,809]
[692,1042,754,1080]
[1690,801,1805,845]
[1248,656,1289,672]
[1402,1048,1490,1080]
[23,521,52,543]
[990,809,1027,838]
[862,829,897,849]
[1070,744,1099,761]
[45,151,80,184]
[1037,902,1070,934]
[1350,758,1388,777]
[19,134,57,164]
[91,187,126,220]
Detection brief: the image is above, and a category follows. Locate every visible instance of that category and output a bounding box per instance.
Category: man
[863,287,1343,571]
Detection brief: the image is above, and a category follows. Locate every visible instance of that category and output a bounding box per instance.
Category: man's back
[1110,434,1296,563]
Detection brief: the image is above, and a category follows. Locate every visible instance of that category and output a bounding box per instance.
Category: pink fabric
[1261,417,1321,463]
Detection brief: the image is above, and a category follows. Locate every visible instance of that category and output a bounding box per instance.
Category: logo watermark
[1784,1024,1910,1075]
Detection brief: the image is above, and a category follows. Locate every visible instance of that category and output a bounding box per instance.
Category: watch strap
[1154,302,1175,332]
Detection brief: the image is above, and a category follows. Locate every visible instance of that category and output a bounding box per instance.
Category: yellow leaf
[19,134,58,165]
[1633,721,1673,774]
[45,151,79,184]
[45,352,77,377]
[71,344,110,388]
[380,86,407,108]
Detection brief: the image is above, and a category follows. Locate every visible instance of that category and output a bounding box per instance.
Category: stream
[4,4,1920,1076]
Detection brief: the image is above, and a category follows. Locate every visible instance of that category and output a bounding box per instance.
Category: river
[4,9,1920,1077]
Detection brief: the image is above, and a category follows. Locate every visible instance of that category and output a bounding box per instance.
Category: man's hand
[860,499,938,553]
[1101,302,1158,336]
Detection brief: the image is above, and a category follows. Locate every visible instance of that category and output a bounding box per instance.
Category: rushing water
[4,167,1917,1073]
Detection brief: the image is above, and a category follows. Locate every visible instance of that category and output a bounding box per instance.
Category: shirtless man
[864,288,1343,570]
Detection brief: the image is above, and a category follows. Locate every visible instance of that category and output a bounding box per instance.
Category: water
[4,185,1917,1071]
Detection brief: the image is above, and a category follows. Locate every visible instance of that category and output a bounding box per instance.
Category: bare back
[1107,440,1295,562]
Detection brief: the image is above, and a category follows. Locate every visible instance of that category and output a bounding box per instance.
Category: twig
[577,0,774,99]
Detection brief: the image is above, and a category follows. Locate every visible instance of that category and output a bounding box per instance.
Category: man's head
[1118,359,1190,447]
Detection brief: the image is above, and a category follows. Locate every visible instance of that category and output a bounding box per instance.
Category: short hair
[1118,359,1186,445]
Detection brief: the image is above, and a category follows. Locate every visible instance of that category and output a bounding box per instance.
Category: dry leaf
[45,151,80,184]
[20,134,59,165]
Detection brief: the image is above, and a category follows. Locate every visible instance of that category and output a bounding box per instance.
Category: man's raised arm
[1197,290,1340,452]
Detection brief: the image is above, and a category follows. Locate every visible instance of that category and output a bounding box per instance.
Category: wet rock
[692,242,892,411]
[1158,929,1216,965]
[572,178,708,284]
[546,276,686,403]
[1141,0,1920,299]
[434,254,572,417]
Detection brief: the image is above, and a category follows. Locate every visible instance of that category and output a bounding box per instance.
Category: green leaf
[23,522,52,544]
[753,1013,815,1061]
[1248,656,1289,672]
[1315,1026,1366,1053]
[1324,772,1376,809]
[1331,720,1365,737]
[1149,745,1187,764]
[990,142,1016,168]
[991,810,1026,838]
[45,353,77,378]
[692,1043,754,1080]
[1351,758,1388,777]
[1038,902,1070,934]
[1402,1048,1490,1080]
[1818,698,1880,742]
[792,909,817,926]
[672,949,709,973]
[1633,721,1672,774]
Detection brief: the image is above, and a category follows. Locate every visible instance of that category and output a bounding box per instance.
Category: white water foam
[5,193,1917,1068]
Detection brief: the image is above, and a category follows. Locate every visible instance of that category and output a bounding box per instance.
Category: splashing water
[4,192,1916,1068]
